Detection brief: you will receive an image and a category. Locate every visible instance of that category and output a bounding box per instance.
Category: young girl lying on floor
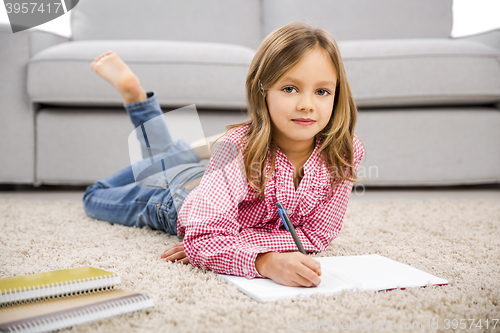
[83,21,365,288]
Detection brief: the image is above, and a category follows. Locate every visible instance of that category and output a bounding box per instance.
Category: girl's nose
[297,93,314,112]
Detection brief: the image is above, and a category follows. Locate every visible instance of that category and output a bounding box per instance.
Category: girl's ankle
[123,89,148,105]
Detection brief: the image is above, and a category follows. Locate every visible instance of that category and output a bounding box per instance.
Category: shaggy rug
[0,198,499,333]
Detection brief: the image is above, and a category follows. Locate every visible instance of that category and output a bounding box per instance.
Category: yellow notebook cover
[0,267,121,306]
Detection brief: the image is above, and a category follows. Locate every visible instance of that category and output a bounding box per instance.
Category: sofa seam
[28,55,500,64]
[31,93,500,103]
[342,54,500,60]
[29,59,253,66]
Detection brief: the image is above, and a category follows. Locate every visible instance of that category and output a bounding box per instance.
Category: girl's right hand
[255,252,322,287]
[161,242,189,264]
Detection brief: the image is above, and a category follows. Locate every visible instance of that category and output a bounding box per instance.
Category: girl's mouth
[292,118,316,126]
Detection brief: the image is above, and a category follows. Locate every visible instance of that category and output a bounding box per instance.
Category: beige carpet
[1,198,499,333]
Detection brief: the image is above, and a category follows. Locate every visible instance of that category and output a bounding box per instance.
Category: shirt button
[243,267,248,274]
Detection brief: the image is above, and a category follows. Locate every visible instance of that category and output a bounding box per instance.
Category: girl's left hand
[161,242,189,264]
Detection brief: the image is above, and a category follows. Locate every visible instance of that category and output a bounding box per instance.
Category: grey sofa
[1,0,499,186]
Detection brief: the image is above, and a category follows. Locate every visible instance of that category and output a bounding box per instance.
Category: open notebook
[218,254,448,303]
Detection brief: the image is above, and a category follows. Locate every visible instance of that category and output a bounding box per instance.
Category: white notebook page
[218,254,448,303]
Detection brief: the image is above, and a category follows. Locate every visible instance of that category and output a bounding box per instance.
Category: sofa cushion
[36,107,249,184]
[71,0,261,50]
[27,40,255,109]
[28,38,500,110]
[355,107,500,185]
[340,39,500,108]
[263,0,453,41]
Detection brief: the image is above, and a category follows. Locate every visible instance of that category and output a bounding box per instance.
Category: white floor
[0,186,499,202]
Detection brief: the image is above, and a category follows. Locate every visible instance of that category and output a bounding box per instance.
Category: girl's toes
[95,51,113,62]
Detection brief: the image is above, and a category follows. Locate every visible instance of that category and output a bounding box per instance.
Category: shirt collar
[273,136,322,175]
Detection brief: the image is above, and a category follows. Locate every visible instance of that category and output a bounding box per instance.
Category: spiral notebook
[0,266,121,306]
[0,267,154,333]
[0,289,154,333]
[218,254,449,303]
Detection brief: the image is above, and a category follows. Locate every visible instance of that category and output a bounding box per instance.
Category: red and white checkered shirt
[177,124,365,279]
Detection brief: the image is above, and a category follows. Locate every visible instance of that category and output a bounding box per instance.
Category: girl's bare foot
[90,51,148,105]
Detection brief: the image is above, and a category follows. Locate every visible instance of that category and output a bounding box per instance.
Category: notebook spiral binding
[0,275,121,307]
[3,294,154,333]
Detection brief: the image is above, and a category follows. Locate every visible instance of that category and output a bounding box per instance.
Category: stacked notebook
[0,267,154,333]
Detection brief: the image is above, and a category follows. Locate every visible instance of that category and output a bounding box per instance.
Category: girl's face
[265,46,337,150]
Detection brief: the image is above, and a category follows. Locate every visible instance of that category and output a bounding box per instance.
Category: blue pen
[277,202,306,254]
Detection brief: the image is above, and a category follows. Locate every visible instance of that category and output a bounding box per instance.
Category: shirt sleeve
[240,135,365,253]
[181,138,271,279]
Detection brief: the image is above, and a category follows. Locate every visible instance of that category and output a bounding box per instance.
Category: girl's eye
[317,89,330,96]
[282,87,331,96]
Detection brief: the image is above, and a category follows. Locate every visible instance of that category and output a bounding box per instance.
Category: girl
[83,21,365,288]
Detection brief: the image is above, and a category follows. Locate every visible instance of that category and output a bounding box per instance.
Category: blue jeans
[83,91,207,235]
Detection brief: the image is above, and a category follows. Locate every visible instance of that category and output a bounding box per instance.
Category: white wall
[452,0,500,37]
[0,0,499,38]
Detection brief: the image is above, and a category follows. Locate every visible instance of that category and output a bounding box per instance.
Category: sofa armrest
[28,28,71,57]
[0,23,69,183]
[0,23,70,56]
[453,28,500,50]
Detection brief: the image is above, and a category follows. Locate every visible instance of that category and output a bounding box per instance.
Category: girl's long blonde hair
[227,21,364,199]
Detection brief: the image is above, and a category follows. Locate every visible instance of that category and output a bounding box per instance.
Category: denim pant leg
[83,174,172,232]
[149,163,207,235]
[83,91,202,234]
[83,162,206,234]
[125,91,172,159]
[126,91,201,179]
